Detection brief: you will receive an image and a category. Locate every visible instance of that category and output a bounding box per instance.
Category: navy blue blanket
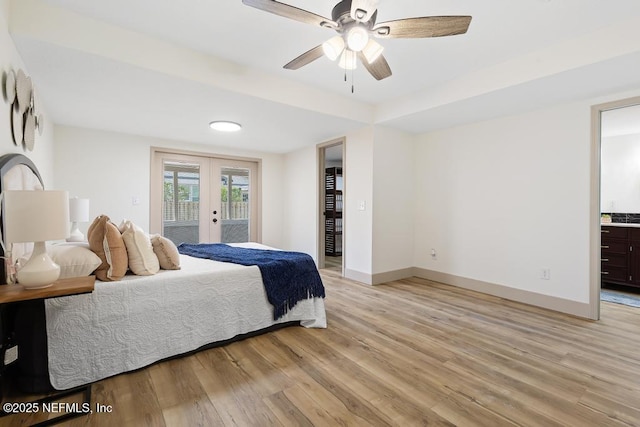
[177,243,325,320]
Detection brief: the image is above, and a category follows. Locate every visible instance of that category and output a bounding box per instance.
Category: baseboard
[372,268,414,285]
[345,268,414,285]
[343,266,593,318]
[412,267,593,319]
[344,268,372,285]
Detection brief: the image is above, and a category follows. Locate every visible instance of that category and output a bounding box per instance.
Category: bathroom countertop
[601,222,640,228]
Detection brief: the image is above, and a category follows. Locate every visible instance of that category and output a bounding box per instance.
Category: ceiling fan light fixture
[241,0,471,84]
[346,26,369,52]
[362,39,384,64]
[322,36,345,61]
[338,50,357,70]
[209,121,242,132]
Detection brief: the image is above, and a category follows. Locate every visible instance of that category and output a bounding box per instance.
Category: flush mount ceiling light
[209,121,242,132]
[242,0,472,82]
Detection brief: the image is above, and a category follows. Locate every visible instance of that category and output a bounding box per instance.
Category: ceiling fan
[242,0,472,81]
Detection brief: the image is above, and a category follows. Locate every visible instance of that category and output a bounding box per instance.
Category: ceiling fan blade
[350,0,378,22]
[284,45,325,70]
[373,16,472,39]
[358,52,392,81]
[242,0,337,29]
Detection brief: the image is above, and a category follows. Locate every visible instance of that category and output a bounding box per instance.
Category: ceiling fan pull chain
[352,67,355,94]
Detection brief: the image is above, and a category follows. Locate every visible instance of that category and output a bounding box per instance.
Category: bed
[0,153,326,392]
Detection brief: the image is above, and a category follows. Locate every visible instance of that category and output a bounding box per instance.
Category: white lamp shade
[346,26,369,52]
[69,197,90,222]
[67,196,90,242]
[338,50,358,70]
[5,190,70,244]
[362,39,384,64]
[322,36,345,61]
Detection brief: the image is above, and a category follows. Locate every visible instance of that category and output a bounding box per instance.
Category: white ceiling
[8,0,640,153]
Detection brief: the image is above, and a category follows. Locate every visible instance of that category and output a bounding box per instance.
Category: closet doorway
[318,139,345,275]
[150,148,260,244]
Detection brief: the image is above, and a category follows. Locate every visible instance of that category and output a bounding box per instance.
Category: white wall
[414,102,592,303]
[343,126,374,281]
[281,126,414,281]
[601,133,640,213]
[281,127,376,277]
[372,126,415,275]
[0,2,55,184]
[282,145,318,258]
[53,125,285,247]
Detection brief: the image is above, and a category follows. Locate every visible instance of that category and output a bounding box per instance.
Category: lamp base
[67,222,85,242]
[16,242,60,289]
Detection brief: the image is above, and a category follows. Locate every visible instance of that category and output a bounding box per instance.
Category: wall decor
[2,68,43,151]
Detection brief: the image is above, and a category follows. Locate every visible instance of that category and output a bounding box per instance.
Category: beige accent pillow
[120,220,160,276]
[50,243,102,279]
[88,215,128,281]
[150,235,181,270]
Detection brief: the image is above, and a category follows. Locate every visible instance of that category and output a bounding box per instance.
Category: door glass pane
[163,161,200,244]
[220,168,250,243]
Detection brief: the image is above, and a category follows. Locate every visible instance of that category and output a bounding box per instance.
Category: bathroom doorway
[599,102,640,307]
[591,97,640,319]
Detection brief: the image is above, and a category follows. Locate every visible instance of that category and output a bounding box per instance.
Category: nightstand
[0,276,95,426]
[0,276,95,304]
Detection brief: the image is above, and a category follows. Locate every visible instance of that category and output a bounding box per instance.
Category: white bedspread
[45,247,326,390]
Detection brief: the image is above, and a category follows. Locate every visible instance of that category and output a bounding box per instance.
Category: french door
[150,150,259,244]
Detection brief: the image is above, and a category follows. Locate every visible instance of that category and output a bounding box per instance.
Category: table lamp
[67,197,90,242]
[4,190,69,289]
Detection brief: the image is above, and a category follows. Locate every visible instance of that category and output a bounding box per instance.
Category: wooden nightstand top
[0,275,95,304]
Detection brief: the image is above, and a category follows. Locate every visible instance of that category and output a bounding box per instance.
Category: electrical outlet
[4,345,18,365]
[431,248,437,260]
[540,268,551,280]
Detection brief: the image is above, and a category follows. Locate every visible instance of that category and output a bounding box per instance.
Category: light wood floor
[4,272,640,426]
[323,255,342,272]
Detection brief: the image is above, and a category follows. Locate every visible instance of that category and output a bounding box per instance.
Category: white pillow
[120,220,160,276]
[18,243,102,279]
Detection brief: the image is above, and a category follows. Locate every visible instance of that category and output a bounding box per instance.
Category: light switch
[132,196,140,206]
[358,200,366,211]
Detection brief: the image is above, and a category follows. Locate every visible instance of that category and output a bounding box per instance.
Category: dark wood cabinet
[325,167,342,256]
[601,226,629,284]
[630,229,640,287]
[601,225,640,287]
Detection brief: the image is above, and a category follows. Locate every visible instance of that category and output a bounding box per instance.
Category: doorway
[318,139,345,274]
[599,103,640,304]
[150,149,259,244]
[591,96,640,319]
